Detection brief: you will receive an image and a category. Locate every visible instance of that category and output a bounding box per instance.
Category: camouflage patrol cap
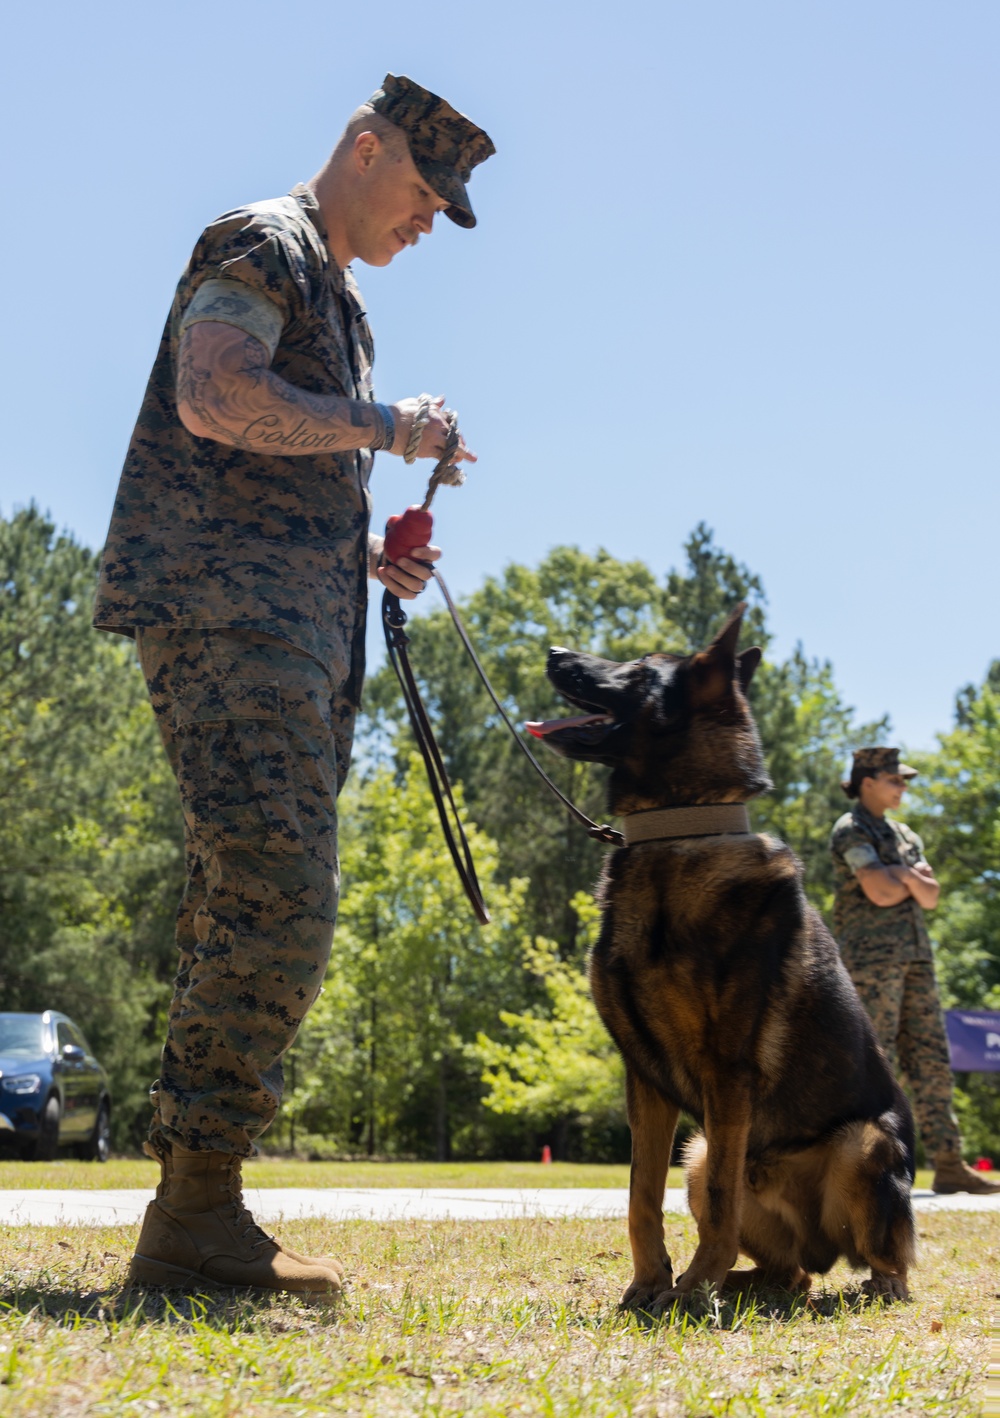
[368,74,495,229]
[851,747,918,780]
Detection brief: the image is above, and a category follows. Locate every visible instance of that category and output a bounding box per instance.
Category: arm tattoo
[177,322,381,454]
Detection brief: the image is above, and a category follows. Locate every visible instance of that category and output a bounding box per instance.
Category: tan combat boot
[139,1139,346,1280]
[931,1149,1000,1195]
[128,1143,343,1293]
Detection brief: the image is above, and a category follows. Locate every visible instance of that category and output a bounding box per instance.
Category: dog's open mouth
[528,648,628,757]
[525,712,615,743]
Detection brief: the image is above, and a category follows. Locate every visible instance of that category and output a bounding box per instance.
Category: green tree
[664,522,769,651]
[750,650,889,913]
[908,670,1000,1156]
[362,529,893,1157]
[0,507,183,1147]
[364,530,755,953]
[277,758,537,1159]
[908,672,1000,1007]
[12,506,975,1163]
[474,892,626,1149]
[363,525,885,938]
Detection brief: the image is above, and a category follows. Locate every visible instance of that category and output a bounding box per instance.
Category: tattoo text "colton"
[242,416,346,450]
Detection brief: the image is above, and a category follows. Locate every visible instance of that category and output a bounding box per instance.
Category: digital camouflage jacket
[830,802,933,968]
[93,184,375,700]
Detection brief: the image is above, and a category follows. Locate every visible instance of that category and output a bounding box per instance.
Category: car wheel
[76,1101,112,1162]
[28,1095,61,1162]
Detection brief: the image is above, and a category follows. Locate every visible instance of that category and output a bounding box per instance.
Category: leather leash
[382,585,491,925]
[383,577,763,920]
[382,573,625,927]
[380,405,624,924]
[430,572,624,848]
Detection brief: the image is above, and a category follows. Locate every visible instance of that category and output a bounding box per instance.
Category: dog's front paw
[620,1270,674,1312]
[861,1271,910,1304]
[651,1275,722,1316]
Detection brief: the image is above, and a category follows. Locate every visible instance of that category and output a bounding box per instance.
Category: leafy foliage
[279,759,537,1160]
[1,507,995,1161]
[0,507,183,1147]
[364,543,677,954]
[362,523,885,937]
[474,893,624,1134]
[750,650,889,913]
[908,669,1000,1155]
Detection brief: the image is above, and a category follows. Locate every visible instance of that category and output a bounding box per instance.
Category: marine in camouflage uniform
[93,76,495,1291]
[830,747,999,1195]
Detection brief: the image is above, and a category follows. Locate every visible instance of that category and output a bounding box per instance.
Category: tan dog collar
[622,804,751,845]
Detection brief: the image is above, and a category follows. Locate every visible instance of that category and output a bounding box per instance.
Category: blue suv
[0,1012,112,1161]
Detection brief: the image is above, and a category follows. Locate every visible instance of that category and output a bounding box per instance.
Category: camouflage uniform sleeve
[179,278,285,360]
[843,842,880,874]
[830,817,880,875]
[176,213,308,360]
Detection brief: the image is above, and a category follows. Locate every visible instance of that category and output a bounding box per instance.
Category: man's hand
[390,395,477,463]
[375,543,442,600]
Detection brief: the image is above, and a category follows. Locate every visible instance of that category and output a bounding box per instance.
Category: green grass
[0,1156,945,1191]
[0,1211,995,1415]
[0,1158,646,1191]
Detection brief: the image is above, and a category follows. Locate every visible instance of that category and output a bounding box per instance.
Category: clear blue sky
[2,1,996,750]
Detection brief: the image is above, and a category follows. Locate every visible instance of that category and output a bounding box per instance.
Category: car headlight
[1,1075,42,1094]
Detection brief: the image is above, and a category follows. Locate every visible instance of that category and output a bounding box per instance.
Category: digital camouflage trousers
[849,957,962,1159]
[136,627,355,1156]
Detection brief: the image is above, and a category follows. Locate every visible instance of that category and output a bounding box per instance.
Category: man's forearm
[177,321,385,454]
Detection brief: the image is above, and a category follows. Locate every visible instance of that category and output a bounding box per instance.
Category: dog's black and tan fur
[534,606,915,1306]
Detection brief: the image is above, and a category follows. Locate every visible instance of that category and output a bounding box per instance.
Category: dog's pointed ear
[711,603,745,659]
[688,603,746,707]
[737,646,762,691]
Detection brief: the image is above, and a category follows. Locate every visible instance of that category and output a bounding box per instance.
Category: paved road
[1,1187,998,1227]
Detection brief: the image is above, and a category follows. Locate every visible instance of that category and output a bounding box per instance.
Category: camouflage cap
[368,74,495,229]
[851,747,918,780]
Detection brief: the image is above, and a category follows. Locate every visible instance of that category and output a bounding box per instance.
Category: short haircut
[342,105,410,161]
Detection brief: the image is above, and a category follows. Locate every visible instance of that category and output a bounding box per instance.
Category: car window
[57,1020,94,1057]
[0,1014,46,1057]
[56,1021,77,1052]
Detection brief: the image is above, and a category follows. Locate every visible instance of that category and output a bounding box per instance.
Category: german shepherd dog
[527,606,915,1307]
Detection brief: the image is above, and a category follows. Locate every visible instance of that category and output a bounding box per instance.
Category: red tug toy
[384,504,435,565]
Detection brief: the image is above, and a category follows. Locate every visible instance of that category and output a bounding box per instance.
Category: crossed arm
[856,859,940,910]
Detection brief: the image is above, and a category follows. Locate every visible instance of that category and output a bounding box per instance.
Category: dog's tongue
[525,713,610,739]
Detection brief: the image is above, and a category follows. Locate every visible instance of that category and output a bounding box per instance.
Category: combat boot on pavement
[128,1142,343,1293]
[931,1149,1000,1195]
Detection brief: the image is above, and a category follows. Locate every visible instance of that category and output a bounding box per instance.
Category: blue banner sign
[944,1010,1000,1072]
